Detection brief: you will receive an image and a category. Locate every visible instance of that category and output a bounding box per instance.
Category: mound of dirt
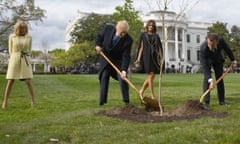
[98,100,228,123]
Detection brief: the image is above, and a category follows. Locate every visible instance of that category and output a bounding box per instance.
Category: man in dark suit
[200,33,237,109]
[95,20,133,106]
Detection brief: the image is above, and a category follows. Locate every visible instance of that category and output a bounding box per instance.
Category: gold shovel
[99,51,160,110]
[199,65,232,104]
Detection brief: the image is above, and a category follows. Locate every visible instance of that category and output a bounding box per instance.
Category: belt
[21,51,30,66]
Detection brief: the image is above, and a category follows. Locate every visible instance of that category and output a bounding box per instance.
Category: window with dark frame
[196,35,200,43]
[187,49,191,61]
[187,34,190,43]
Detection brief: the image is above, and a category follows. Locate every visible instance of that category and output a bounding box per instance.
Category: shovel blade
[143,97,160,110]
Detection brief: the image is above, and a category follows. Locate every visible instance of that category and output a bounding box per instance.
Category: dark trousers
[203,63,225,104]
[99,68,129,105]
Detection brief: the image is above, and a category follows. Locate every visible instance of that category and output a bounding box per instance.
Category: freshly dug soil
[98,100,228,123]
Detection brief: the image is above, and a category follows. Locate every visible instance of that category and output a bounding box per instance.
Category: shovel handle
[99,51,143,100]
[199,65,232,104]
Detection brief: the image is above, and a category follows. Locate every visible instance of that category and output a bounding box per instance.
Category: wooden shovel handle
[199,66,232,104]
[99,51,143,100]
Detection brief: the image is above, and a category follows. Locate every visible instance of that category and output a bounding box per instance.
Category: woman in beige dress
[2,20,35,109]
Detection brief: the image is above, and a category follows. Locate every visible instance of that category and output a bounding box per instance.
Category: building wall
[141,11,212,73]
[65,10,212,73]
[65,11,89,50]
[185,22,211,72]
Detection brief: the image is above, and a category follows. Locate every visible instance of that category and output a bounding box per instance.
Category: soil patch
[98,100,228,123]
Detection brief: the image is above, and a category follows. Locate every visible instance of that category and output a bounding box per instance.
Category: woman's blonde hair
[14,20,28,36]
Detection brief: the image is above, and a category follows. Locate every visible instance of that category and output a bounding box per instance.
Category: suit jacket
[200,37,235,80]
[96,24,133,80]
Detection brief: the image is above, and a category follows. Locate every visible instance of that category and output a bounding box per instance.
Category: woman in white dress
[2,20,35,109]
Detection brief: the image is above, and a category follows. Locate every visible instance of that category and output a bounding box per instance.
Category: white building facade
[65,11,212,73]
[141,11,212,73]
[65,11,89,50]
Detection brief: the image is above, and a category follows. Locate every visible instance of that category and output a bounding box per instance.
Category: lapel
[115,37,121,46]
[110,28,117,47]
[111,35,120,48]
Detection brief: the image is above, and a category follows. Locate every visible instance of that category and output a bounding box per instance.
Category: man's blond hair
[116,20,129,32]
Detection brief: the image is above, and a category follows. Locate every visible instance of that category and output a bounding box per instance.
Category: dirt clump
[98,100,228,123]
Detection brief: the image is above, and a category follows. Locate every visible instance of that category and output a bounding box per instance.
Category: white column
[164,26,168,62]
[182,28,185,61]
[33,63,36,72]
[175,27,179,61]
[44,62,48,72]
[47,64,51,72]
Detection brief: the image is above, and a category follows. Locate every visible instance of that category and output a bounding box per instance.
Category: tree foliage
[208,21,229,40]
[65,41,97,67]
[49,49,67,67]
[208,21,240,65]
[31,50,42,58]
[67,1,143,67]
[113,0,143,52]
[229,25,240,62]
[68,13,114,66]
[70,13,114,44]
[0,0,46,50]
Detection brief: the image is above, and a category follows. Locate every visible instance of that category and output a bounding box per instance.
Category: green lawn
[0,73,239,144]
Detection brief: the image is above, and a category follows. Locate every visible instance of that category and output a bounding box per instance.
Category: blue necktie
[112,35,119,46]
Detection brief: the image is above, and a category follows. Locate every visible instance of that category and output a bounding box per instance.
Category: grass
[0,73,239,144]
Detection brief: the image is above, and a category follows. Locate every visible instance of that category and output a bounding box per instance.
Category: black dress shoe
[99,102,106,106]
[219,102,228,106]
[125,102,132,106]
[202,103,209,110]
